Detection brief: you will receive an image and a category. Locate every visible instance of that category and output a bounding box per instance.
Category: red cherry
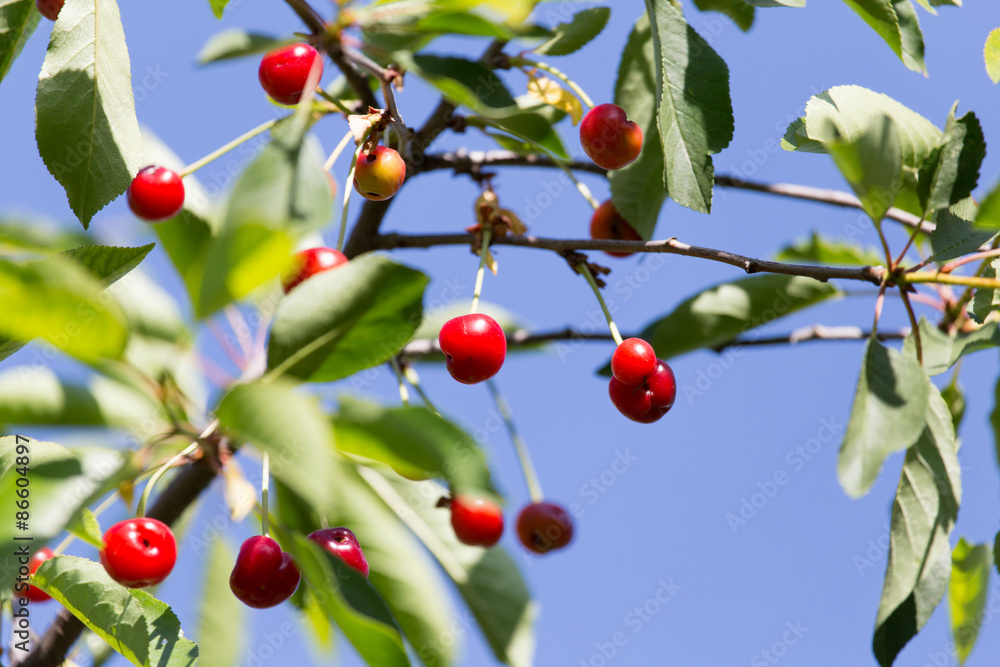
[608,359,676,423]
[37,0,64,20]
[127,166,185,222]
[438,314,507,384]
[306,527,369,577]
[516,502,573,554]
[353,146,406,201]
[99,518,177,588]
[590,200,641,258]
[258,43,323,105]
[579,104,643,170]
[611,338,657,387]
[230,535,301,609]
[17,547,55,602]
[281,247,348,293]
[450,496,504,547]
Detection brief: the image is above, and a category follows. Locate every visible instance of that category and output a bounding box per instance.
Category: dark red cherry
[306,527,369,577]
[516,502,573,554]
[230,535,301,609]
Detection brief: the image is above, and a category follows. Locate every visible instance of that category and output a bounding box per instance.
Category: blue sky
[3,1,1000,666]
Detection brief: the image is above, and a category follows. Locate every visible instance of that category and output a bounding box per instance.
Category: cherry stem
[578,262,624,346]
[261,452,271,537]
[511,56,595,109]
[136,420,218,517]
[402,364,440,415]
[390,358,411,405]
[470,226,493,315]
[52,492,120,556]
[316,86,354,115]
[338,142,366,252]
[324,129,355,172]
[179,118,279,179]
[486,380,544,504]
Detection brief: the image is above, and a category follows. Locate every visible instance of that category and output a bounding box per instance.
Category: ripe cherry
[450,496,504,547]
[579,103,643,170]
[306,527,369,577]
[516,502,573,554]
[18,547,55,602]
[590,200,641,258]
[99,518,177,588]
[281,247,348,293]
[258,43,323,105]
[608,360,676,424]
[611,338,657,387]
[230,535,301,609]
[127,166,185,222]
[353,145,406,201]
[438,314,507,384]
[37,0,64,20]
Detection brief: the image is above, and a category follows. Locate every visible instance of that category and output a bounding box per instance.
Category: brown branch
[372,232,888,286]
[22,457,219,667]
[416,150,932,233]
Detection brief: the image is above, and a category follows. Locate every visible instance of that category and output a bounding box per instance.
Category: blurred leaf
[990,368,1000,469]
[35,0,141,227]
[67,508,103,549]
[334,397,496,497]
[940,375,965,432]
[0,0,38,85]
[776,232,883,266]
[154,210,217,314]
[197,29,286,64]
[873,385,960,666]
[197,539,245,667]
[842,0,925,74]
[0,216,91,252]
[216,379,337,511]
[208,0,230,20]
[267,254,428,383]
[975,179,1000,229]
[972,259,1000,323]
[534,7,610,55]
[405,54,518,117]
[949,539,991,665]
[113,271,189,343]
[839,338,930,498]
[691,0,754,31]
[826,114,902,223]
[902,319,1000,376]
[56,244,154,287]
[986,28,1000,84]
[33,555,198,667]
[744,0,805,5]
[930,198,994,264]
[917,107,984,218]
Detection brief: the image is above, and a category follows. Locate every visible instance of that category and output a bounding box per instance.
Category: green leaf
[284,534,411,667]
[406,54,518,117]
[0,256,128,363]
[917,107,985,218]
[842,0,926,74]
[0,216,91,252]
[991,368,1000,469]
[36,0,141,228]
[196,539,245,667]
[744,0,805,5]
[534,7,610,55]
[839,338,931,498]
[334,397,496,497]
[56,244,154,287]
[903,319,1000,376]
[608,14,666,240]
[985,28,1000,84]
[930,198,994,264]
[208,0,229,19]
[33,556,198,667]
[949,539,992,665]
[67,508,103,549]
[114,271,189,343]
[470,111,569,159]
[972,259,1000,323]
[197,29,286,64]
[873,386,961,666]
[775,232,883,266]
[691,0,755,31]
[642,0,734,213]
[604,275,839,367]
[825,114,903,223]
[216,379,337,511]
[266,254,428,382]
[362,472,536,667]
[940,375,965,432]
[154,210,217,314]
[975,179,1000,229]
[0,0,39,85]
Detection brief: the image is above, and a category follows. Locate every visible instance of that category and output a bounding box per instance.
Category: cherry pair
[229,528,368,609]
[449,496,573,554]
[609,338,676,423]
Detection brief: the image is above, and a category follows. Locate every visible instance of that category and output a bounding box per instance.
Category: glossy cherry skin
[608,360,677,424]
[590,200,641,258]
[99,518,177,588]
[353,146,406,201]
[450,496,504,547]
[579,104,643,170]
[306,528,369,577]
[37,0,64,20]
[17,547,54,602]
[611,338,657,387]
[281,247,348,293]
[127,166,185,222]
[230,535,301,609]
[438,314,507,384]
[516,502,573,554]
[258,43,323,105]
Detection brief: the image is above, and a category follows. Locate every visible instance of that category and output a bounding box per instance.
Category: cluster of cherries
[609,338,676,423]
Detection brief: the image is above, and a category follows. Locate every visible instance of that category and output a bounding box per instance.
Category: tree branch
[372,232,888,286]
[22,457,219,667]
